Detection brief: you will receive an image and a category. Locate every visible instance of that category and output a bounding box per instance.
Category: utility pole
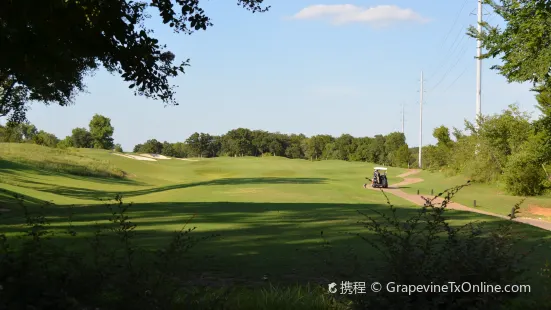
[476,0,482,122]
[401,103,405,134]
[419,71,424,169]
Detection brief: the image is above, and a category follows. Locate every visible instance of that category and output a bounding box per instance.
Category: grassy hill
[1,143,550,308]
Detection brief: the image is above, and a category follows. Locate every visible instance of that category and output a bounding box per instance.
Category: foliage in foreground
[322,183,550,309]
[1,0,270,122]
[0,185,550,309]
[0,194,346,310]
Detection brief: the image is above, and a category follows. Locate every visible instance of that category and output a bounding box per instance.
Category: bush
[320,184,543,309]
[0,194,347,310]
[114,144,123,152]
[502,151,548,196]
[0,194,222,310]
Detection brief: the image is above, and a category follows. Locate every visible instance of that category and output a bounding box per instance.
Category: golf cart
[364,167,388,189]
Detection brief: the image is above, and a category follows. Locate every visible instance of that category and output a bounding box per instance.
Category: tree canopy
[89,114,115,149]
[469,0,551,90]
[0,0,269,121]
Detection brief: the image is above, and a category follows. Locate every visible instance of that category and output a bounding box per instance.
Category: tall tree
[350,137,373,162]
[20,123,38,142]
[222,128,254,156]
[285,134,305,159]
[532,88,551,164]
[393,145,411,168]
[207,135,222,157]
[251,130,270,156]
[369,135,386,164]
[199,133,215,157]
[89,114,114,149]
[133,144,143,153]
[161,141,175,157]
[426,125,454,169]
[334,134,355,160]
[380,132,404,165]
[139,139,163,154]
[185,132,202,157]
[172,142,190,158]
[0,1,269,121]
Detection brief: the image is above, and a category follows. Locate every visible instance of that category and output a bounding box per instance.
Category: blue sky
[24,0,539,151]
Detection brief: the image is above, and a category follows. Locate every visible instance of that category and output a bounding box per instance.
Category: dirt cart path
[368,169,551,232]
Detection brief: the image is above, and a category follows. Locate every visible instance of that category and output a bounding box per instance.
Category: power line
[426,0,470,81]
[448,26,468,58]
[428,44,470,92]
[431,24,469,75]
[436,2,494,96]
[444,65,470,92]
[442,0,469,46]
[419,71,425,168]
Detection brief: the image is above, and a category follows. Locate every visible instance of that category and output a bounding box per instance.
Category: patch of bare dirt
[396,169,421,179]
[390,177,424,188]
[526,205,551,217]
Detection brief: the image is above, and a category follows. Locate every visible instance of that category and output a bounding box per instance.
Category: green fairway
[401,170,551,221]
[1,143,550,288]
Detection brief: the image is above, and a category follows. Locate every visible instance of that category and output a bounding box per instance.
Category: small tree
[502,151,547,196]
[114,144,123,152]
[502,132,551,196]
[33,131,59,148]
[57,136,74,149]
[71,127,93,148]
[391,144,410,168]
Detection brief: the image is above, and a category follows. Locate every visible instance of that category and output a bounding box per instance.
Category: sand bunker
[112,152,157,161]
[179,158,199,161]
[140,153,171,159]
[527,205,551,217]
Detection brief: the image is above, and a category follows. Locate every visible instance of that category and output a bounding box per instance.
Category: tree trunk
[543,164,550,179]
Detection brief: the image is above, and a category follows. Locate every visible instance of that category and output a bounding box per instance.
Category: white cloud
[290,4,429,27]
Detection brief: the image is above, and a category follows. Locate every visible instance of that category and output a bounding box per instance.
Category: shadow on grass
[0,188,48,206]
[1,198,550,289]
[0,159,146,186]
[23,177,329,200]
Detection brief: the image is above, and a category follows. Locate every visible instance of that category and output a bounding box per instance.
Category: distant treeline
[0,115,414,167]
[133,130,413,168]
[5,99,551,196]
